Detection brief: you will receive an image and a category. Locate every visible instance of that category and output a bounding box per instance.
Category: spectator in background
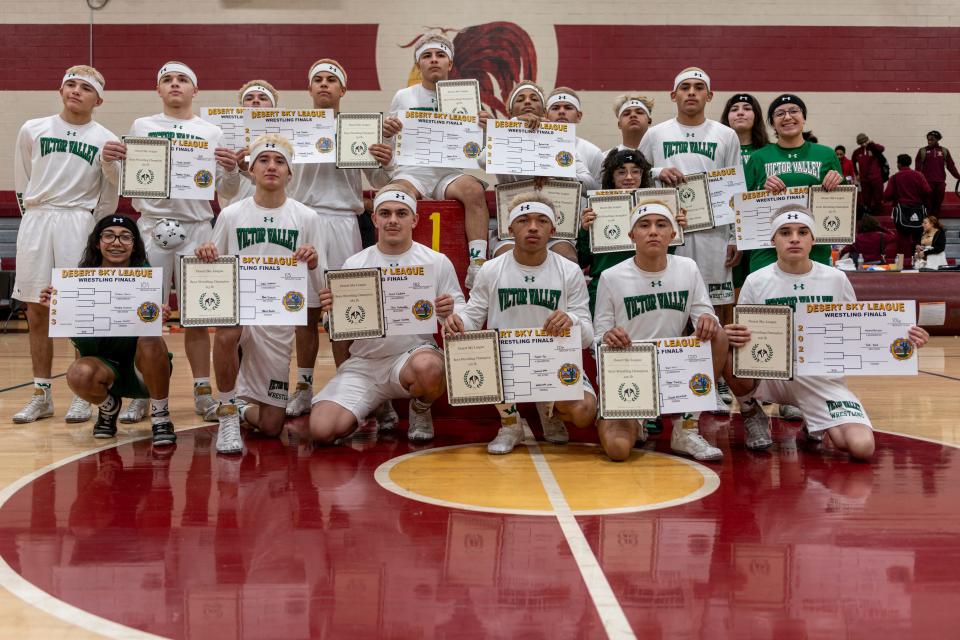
[915,130,960,217]
[835,145,855,183]
[919,215,948,269]
[852,133,886,214]
[885,154,931,263]
[839,214,896,264]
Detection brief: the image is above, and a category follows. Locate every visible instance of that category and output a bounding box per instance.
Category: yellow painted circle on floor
[375,443,719,516]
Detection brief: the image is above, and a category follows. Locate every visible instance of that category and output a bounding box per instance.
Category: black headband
[94,215,139,238]
[767,94,807,124]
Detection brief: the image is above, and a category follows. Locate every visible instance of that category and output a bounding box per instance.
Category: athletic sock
[496,403,519,425]
[468,240,487,263]
[410,398,431,414]
[218,389,236,406]
[193,377,211,392]
[34,378,52,394]
[296,368,314,390]
[99,395,120,416]
[681,412,700,430]
[150,398,170,425]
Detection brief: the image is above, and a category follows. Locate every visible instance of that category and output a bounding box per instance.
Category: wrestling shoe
[12,389,54,424]
[487,419,527,455]
[671,418,723,461]
[65,396,92,423]
[742,406,773,450]
[285,383,312,417]
[407,400,435,442]
[119,398,148,423]
[536,402,569,444]
[194,384,218,420]
[215,404,243,455]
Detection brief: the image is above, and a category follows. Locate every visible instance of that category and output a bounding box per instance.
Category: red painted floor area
[0,416,958,639]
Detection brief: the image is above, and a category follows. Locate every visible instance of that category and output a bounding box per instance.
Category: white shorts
[393,169,470,200]
[756,376,873,433]
[236,325,295,408]
[137,217,213,301]
[312,344,439,421]
[315,212,361,271]
[14,208,94,303]
[675,226,734,306]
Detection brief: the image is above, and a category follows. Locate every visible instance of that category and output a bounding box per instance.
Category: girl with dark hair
[720,93,768,164]
[576,148,688,312]
[39,215,175,445]
[744,94,844,272]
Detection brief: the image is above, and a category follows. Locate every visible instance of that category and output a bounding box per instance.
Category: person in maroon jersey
[915,130,960,216]
[852,133,886,214]
[884,154,932,262]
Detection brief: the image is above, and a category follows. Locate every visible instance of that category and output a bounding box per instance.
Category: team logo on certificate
[345,305,366,324]
[462,141,481,159]
[751,343,774,363]
[282,291,305,312]
[463,369,485,389]
[193,169,213,189]
[603,224,621,240]
[555,151,573,168]
[618,382,640,403]
[890,338,914,361]
[678,184,696,206]
[136,168,155,185]
[412,299,434,321]
[315,137,334,154]
[350,140,368,156]
[557,363,581,386]
[823,215,841,232]
[137,302,160,323]
[689,373,712,396]
[198,291,221,311]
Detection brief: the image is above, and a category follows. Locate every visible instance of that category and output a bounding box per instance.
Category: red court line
[554,25,960,93]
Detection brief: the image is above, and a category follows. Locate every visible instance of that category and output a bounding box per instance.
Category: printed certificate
[179,256,240,327]
[238,255,308,326]
[326,267,385,340]
[200,107,246,151]
[733,305,793,380]
[336,113,383,169]
[597,343,659,419]
[676,173,715,232]
[588,193,635,253]
[809,185,857,244]
[245,108,337,164]
[445,330,504,406]
[795,300,918,376]
[485,119,577,178]
[499,326,584,403]
[495,179,581,240]
[735,188,809,250]
[707,164,747,226]
[652,337,717,414]
[381,264,438,336]
[396,111,484,170]
[587,188,636,201]
[121,136,170,198]
[436,79,482,116]
[634,187,684,247]
[171,138,217,201]
[48,267,164,337]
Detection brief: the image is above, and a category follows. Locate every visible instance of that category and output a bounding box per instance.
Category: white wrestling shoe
[285,384,312,417]
[215,405,243,455]
[375,400,399,432]
[671,418,723,461]
[64,396,92,423]
[194,385,218,420]
[742,406,774,450]
[406,400,435,442]
[487,419,528,455]
[12,389,54,424]
[536,402,569,444]
[119,398,149,424]
[778,403,803,421]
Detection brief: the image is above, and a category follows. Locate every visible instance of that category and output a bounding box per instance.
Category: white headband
[673,69,710,91]
[770,209,815,239]
[630,202,678,235]
[61,72,103,97]
[618,99,650,118]
[414,41,453,61]
[241,85,276,106]
[157,62,197,87]
[308,62,346,87]
[373,190,415,212]
[508,83,544,109]
[546,93,581,111]
[508,201,556,227]
[250,139,294,168]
